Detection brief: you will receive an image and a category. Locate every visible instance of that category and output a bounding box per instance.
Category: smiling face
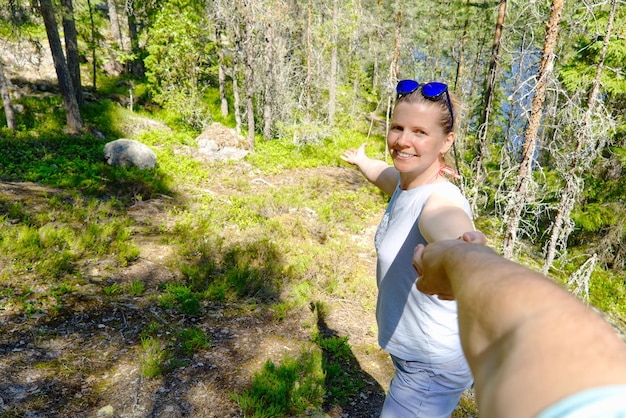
[387,101,454,189]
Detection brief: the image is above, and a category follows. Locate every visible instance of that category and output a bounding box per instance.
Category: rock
[103,139,157,169]
[195,123,250,162]
[96,405,114,416]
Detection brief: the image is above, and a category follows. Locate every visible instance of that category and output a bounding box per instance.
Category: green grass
[232,349,325,417]
[231,301,370,415]
[139,336,170,378]
[179,327,211,355]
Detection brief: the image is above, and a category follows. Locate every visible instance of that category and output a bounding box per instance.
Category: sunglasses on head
[396,80,454,131]
[395,79,460,177]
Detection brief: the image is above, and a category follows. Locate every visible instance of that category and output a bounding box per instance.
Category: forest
[0,0,625,416]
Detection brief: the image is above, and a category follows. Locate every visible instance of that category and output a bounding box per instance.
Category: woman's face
[387,101,454,188]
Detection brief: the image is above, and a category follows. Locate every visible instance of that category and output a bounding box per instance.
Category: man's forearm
[441,243,626,417]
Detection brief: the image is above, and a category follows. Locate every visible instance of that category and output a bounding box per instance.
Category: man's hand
[414,231,487,300]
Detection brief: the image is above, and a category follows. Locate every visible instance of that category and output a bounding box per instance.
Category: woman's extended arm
[418,192,474,243]
[413,237,626,418]
[341,143,398,196]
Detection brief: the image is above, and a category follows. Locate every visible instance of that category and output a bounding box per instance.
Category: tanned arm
[413,237,626,418]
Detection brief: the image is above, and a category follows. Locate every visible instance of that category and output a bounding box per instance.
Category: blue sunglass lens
[396,79,420,96]
[396,80,448,99]
[421,82,448,99]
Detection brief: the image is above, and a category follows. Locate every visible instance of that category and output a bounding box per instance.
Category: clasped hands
[413,231,487,300]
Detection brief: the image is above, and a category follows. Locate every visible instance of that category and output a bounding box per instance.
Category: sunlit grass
[0,86,433,413]
[232,348,325,417]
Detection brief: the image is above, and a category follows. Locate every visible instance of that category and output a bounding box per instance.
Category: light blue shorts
[380,354,473,418]
[536,385,626,418]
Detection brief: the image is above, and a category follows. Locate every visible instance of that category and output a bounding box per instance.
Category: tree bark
[471,0,507,211]
[542,0,617,274]
[386,9,401,128]
[39,0,83,134]
[232,67,242,134]
[453,0,471,92]
[502,0,563,259]
[85,0,98,91]
[0,59,16,130]
[244,10,255,150]
[126,0,145,77]
[61,0,82,105]
[107,0,124,50]
[216,23,229,119]
[328,0,338,125]
[262,23,274,139]
[232,15,243,135]
[304,0,312,120]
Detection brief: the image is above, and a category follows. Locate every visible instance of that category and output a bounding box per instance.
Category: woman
[341,80,474,417]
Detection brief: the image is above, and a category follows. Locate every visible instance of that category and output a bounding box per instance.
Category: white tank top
[375,181,472,363]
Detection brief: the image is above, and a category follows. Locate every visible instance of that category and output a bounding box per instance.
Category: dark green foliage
[179,327,211,355]
[559,3,626,97]
[232,351,325,417]
[160,282,202,315]
[314,333,365,405]
[0,99,171,205]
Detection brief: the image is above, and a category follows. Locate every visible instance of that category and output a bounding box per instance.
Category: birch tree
[502,0,564,259]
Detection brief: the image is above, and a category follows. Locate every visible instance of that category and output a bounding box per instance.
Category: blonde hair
[395,86,457,135]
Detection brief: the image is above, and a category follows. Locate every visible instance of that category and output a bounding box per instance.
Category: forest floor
[0,40,479,417]
[0,165,479,418]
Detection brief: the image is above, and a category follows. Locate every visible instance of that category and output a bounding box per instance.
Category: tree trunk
[472,0,507,211]
[39,0,83,134]
[304,0,312,120]
[86,0,97,91]
[349,0,362,118]
[504,30,526,147]
[460,27,487,138]
[107,0,124,50]
[542,0,617,274]
[126,0,145,77]
[328,0,338,125]
[232,68,242,134]
[542,176,578,275]
[216,23,229,119]
[232,2,243,135]
[453,0,471,92]
[262,24,274,139]
[61,0,82,105]
[0,59,16,130]
[244,12,255,150]
[387,10,401,121]
[502,0,563,259]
